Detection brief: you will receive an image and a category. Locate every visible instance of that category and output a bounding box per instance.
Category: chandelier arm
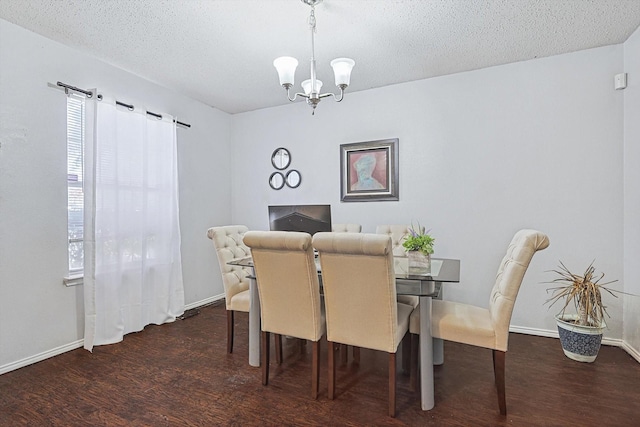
[284,85,310,102]
[324,86,346,102]
[317,84,346,101]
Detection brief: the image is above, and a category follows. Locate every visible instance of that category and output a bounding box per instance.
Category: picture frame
[340,138,399,202]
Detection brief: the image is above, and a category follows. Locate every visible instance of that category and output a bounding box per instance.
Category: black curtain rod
[56,81,191,128]
[114,100,190,128]
[57,81,94,98]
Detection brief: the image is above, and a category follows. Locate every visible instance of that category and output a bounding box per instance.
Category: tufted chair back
[207,225,252,311]
[332,223,362,233]
[376,224,418,307]
[313,232,411,353]
[242,231,325,342]
[375,224,410,257]
[488,229,550,351]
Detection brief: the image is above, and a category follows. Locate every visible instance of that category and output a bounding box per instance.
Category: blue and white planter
[556,314,605,363]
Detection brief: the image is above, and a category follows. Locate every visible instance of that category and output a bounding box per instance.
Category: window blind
[67,95,85,272]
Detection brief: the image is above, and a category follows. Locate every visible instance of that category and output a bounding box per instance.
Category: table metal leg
[249,275,260,367]
[433,287,444,365]
[419,295,434,410]
[433,338,444,365]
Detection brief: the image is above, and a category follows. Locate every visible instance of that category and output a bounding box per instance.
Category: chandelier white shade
[301,79,323,96]
[273,57,299,87]
[330,58,356,86]
[273,0,355,114]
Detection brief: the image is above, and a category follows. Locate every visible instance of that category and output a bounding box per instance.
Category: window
[67,95,85,273]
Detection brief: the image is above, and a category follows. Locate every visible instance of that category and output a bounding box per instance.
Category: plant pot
[407,251,431,274]
[555,314,605,363]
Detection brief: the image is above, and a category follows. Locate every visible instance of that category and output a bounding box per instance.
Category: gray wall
[231,44,630,347]
[0,19,232,372]
[623,26,640,356]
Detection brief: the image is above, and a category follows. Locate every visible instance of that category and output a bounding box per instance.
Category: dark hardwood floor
[1,301,639,426]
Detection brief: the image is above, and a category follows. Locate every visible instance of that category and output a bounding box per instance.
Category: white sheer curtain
[84,95,184,351]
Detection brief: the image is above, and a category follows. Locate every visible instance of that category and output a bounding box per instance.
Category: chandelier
[273,0,355,114]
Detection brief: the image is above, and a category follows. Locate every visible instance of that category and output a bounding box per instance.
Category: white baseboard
[621,341,640,363]
[509,325,632,356]
[184,293,225,311]
[5,306,633,375]
[0,339,84,375]
[0,294,226,376]
[509,325,559,339]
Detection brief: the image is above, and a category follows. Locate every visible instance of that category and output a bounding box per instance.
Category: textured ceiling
[1,0,640,114]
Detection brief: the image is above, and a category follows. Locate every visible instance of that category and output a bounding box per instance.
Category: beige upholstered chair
[375,224,412,256]
[207,225,252,354]
[331,223,362,233]
[243,231,326,399]
[313,232,413,417]
[409,229,549,414]
[376,224,418,308]
[330,223,364,363]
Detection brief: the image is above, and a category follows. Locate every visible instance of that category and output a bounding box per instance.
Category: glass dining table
[228,256,461,411]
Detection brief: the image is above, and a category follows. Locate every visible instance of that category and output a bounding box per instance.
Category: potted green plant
[545,261,618,362]
[402,223,435,273]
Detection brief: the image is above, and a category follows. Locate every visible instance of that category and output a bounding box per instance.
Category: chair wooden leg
[312,340,320,399]
[352,346,360,364]
[402,333,411,374]
[340,345,361,365]
[389,353,397,417]
[275,334,283,365]
[409,333,419,392]
[493,349,507,415]
[340,344,348,365]
[328,341,336,400]
[262,331,270,386]
[226,310,234,354]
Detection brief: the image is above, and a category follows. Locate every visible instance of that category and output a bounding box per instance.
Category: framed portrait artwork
[340,138,399,202]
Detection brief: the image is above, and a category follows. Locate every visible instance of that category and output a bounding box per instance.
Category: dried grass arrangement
[545,261,618,327]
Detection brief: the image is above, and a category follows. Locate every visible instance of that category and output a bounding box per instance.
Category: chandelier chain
[309,9,316,33]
